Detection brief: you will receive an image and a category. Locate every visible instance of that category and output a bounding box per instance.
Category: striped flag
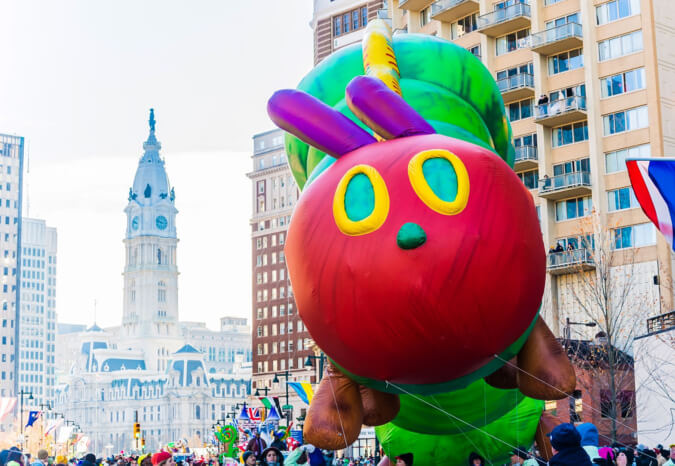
[45,418,63,438]
[627,158,675,248]
[258,396,283,415]
[287,382,314,405]
[0,398,17,423]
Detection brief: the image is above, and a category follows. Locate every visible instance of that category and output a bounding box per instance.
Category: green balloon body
[283,34,541,464]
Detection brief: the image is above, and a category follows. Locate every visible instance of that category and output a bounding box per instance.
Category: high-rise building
[0,134,24,401]
[248,129,315,423]
[19,218,57,408]
[312,0,386,64]
[359,0,675,336]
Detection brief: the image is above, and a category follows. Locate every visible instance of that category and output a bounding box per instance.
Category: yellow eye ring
[408,149,470,215]
[333,164,389,236]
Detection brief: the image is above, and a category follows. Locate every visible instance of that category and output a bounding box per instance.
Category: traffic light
[133,422,141,439]
[141,438,146,450]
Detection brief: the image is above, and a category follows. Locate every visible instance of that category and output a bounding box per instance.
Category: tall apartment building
[19,218,56,408]
[375,0,675,338]
[0,134,24,403]
[248,129,316,423]
[312,0,386,64]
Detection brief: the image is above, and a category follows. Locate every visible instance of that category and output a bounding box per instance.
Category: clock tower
[122,110,180,367]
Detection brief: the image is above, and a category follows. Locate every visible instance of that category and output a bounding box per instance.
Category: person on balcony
[537,94,549,117]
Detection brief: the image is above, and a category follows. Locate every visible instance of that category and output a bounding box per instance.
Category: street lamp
[254,387,269,397]
[19,389,34,443]
[273,371,292,428]
[565,317,597,341]
[304,353,326,382]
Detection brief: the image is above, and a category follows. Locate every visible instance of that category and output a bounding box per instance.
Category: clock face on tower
[156,215,168,230]
[131,216,139,230]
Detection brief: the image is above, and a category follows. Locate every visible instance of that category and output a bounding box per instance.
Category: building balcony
[476,3,530,37]
[497,73,534,102]
[513,145,538,170]
[531,23,583,55]
[535,96,587,127]
[431,0,479,23]
[377,9,392,27]
[547,249,595,275]
[646,311,675,334]
[399,0,434,11]
[538,171,591,200]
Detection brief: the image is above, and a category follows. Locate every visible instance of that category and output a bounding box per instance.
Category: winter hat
[151,453,171,466]
[84,456,97,464]
[6,451,22,464]
[241,452,255,464]
[576,423,599,447]
[468,452,484,464]
[549,423,582,451]
[395,453,413,466]
[599,447,615,460]
[56,457,68,465]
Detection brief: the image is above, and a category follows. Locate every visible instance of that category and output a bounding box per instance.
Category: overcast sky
[0,1,314,329]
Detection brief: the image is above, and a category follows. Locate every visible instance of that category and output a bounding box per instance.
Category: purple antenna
[267,89,376,158]
[346,76,435,140]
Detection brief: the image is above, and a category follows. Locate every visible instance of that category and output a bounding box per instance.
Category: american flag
[0,398,16,423]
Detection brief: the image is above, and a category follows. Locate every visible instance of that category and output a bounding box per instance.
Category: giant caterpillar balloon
[267,21,575,465]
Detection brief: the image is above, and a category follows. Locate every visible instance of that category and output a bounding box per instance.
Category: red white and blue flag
[247,407,261,422]
[627,158,675,249]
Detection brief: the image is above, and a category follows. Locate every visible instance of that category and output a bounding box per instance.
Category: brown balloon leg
[360,386,400,426]
[516,317,576,400]
[535,411,562,460]
[484,357,519,390]
[302,363,364,450]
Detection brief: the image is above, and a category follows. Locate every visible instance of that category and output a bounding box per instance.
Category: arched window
[158,281,166,303]
[129,280,136,303]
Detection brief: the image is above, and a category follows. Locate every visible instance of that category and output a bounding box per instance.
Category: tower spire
[149,108,156,133]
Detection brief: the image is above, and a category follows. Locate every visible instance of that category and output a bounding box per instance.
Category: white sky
[0,1,314,329]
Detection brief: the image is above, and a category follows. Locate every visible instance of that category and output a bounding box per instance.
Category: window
[596,0,640,25]
[157,281,166,303]
[468,45,481,58]
[605,144,650,173]
[513,133,537,148]
[598,30,643,61]
[612,223,656,249]
[546,13,580,29]
[508,99,533,121]
[451,14,477,39]
[601,68,645,98]
[603,106,648,135]
[333,7,368,37]
[545,0,566,4]
[553,158,590,176]
[548,48,583,75]
[552,122,588,147]
[517,169,538,189]
[496,63,533,81]
[496,29,529,55]
[608,187,638,212]
[343,13,350,33]
[555,196,593,221]
[420,7,431,27]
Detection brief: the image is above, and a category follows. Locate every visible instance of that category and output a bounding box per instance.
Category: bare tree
[549,212,659,443]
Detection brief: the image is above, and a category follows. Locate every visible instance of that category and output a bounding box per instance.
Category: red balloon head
[286,134,545,387]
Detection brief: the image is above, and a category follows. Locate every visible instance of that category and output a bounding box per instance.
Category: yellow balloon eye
[408,149,470,215]
[333,164,390,236]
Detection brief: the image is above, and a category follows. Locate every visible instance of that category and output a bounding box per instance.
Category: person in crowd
[270,432,287,451]
[555,242,564,253]
[548,423,592,465]
[394,453,413,466]
[260,447,284,466]
[241,453,256,466]
[510,446,545,465]
[151,453,173,466]
[664,444,675,466]
[596,446,616,465]
[467,452,485,465]
[616,451,629,466]
[56,456,68,466]
[246,429,267,459]
[636,445,658,466]
[577,423,601,461]
[31,450,49,466]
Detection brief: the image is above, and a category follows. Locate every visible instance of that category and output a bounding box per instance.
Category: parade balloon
[267,20,576,465]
